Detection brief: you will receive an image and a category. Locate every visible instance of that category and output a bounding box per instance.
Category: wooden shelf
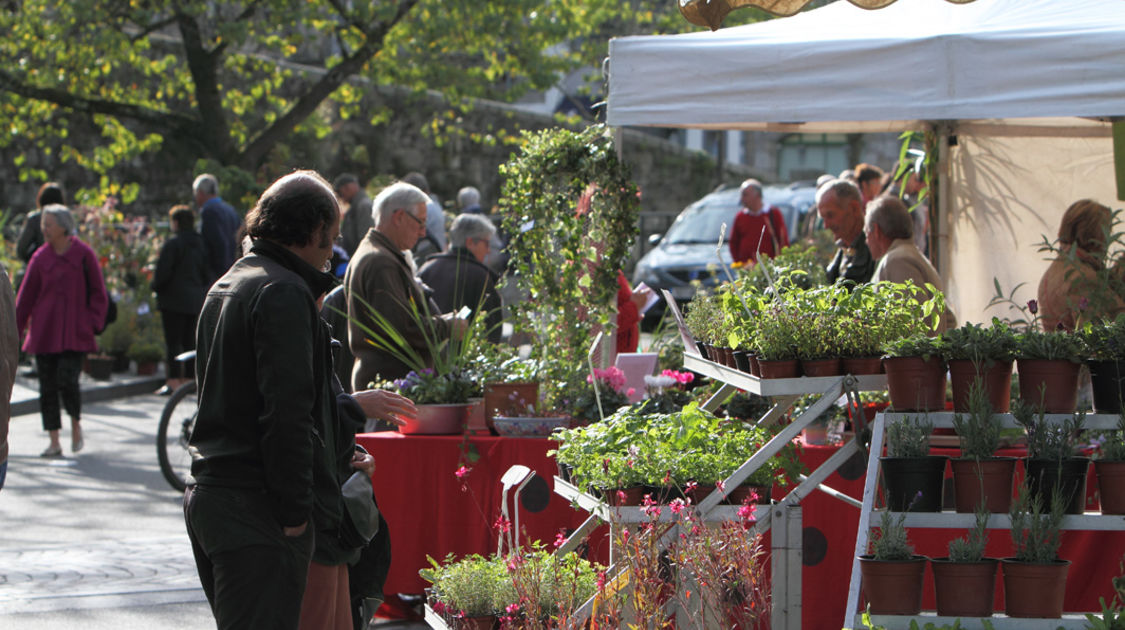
[683,354,887,396]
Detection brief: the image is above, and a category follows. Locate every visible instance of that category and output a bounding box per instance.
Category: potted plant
[566,366,632,427]
[753,302,801,378]
[882,334,947,412]
[1003,484,1070,618]
[477,354,543,435]
[1093,415,1125,514]
[858,510,927,615]
[942,319,1017,412]
[1016,328,1085,413]
[84,351,115,381]
[684,291,722,360]
[880,415,946,512]
[1081,313,1125,413]
[385,369,478,435]
[1012,399,1090,514]
[950,378,1017,513]
[97,317,135,372]
[127,340,164,376]
[421,553,507,629]
[930,504,999,617]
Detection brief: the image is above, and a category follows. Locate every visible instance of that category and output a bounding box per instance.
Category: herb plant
[948,503,990,563]
[1009,483,1066,564]
[942,319,1018,364]
[1094,415,1125,462]
[1016,329,1085,362]
[885,416,933,459]
[951,379,1002,460]
[1012,399,1086,461]
[869,510,914,561]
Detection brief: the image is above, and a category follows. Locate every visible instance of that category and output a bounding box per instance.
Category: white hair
[457,186,481,209]
[373,182,430,226]
[450,214,495,248]
[41,204,76,236]
[193,173,219,197]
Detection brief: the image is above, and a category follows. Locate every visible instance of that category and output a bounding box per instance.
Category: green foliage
[1012,400,1086,461]
[1009,483,1066,564]
[497,125,639,407]
[885,416,933,459]
[421,553,508,618]
[947,503,990,563]
[126,341,164,363]
[97,318,135,354]
[951,378,1003,461]
[384,368,478,405]
[1095,415,1125,462]
[868,509,914,561]
[883,333,946,360]
[683,292,723,346]
[942,319,1018,363]
[1017,329,1086,362]
[1081,314,1125,361]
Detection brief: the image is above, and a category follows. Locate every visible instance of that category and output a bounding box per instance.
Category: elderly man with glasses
[344,181,467,389]
[417,214,503,344]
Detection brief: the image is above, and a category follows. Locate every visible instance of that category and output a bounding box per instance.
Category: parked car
[632,184,815,321]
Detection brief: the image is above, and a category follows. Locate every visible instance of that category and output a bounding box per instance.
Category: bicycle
[156,350,197,492]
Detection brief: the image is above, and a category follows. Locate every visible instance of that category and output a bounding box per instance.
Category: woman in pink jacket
[16,205,108,457]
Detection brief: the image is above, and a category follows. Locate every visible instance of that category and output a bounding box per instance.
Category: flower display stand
[552,351,887,630]
[844,411,1125,630]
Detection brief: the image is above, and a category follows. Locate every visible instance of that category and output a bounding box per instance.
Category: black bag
[339,448,380,549]
[82,256,117,334]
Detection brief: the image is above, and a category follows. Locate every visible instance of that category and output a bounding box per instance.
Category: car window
[664,193,739,245]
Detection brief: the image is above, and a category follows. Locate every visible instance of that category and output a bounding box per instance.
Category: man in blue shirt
[193,173,243,282]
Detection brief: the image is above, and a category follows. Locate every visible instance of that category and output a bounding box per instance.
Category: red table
[798,442,1125,628]
[357,432,595,596]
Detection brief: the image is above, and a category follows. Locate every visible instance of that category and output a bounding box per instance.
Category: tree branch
[129,15,178,43]
[237,0,420,169]
[175,9,231,160]
[0,68,196,130]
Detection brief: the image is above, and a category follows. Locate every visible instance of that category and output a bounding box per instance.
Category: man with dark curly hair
[184,170,373,630]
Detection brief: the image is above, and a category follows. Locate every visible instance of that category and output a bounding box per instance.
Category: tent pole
[935,123,952,277]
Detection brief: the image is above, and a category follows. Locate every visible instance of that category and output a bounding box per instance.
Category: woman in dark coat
[152,205,210,395]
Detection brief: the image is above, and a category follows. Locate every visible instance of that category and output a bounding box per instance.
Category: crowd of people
[0,157,1119,629]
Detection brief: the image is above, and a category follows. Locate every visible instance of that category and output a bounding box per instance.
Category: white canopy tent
[607,0,1124,324]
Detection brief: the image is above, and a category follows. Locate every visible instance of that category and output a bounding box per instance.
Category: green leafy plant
[1012,399,1086,461]
[1009,483,1066,564]
[952,378,1003,460]
[885,416,933,458]
[942,319,1018,364]
[948,503,991,563]
[97,318,135,355]
[868,509,914,561]
[126,340,164,363]
[1081,314,1125,361]
[1093,415,1125,462]
[421,553,508,618]
[383,369,478,405]
[1016,329,1086,362]
[1083,556,1125,630]
[882,333,946,360]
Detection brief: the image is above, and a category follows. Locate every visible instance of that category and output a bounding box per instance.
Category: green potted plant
[421,553,507,629]
[753,302,801,378]
[858,510,927,615]
[930,504,999,617]
[950,378,1017,513]
[97,318,135,372]
[1012,399,1089,514]
[942,319,1017,412]
[880,415,946,512]
[1093,415,1125,515]
[476,352,543,434]
[1003,483,1070,618]
[127,340,165,376]
[1081,313,1125,413]
[684,291,722,360]
[383,369,478,435]
[1015,328,1085,413]
[882,334,947,412]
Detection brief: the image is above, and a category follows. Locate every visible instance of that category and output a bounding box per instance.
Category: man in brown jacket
[344,181,466,390]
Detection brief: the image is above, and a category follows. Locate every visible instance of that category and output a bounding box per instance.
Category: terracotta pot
[732,350,751,373]
[135,361,158,376]
[721,347,737,368]
[399,403,470,435]
[464,398,487,433]
[703,344,716,362]
[458,615,497,630]
[843,356,884,375]
[483,382,539,434]
[858,555,927,615]
[748,354,762,377]
[757,358,800,379]
[931,557,999,618]
[883,356,946,411]
[948,359,1013,413]
[725,484,771,505]
[686,484,715,505]
[881,456,947,512]
[1025,457,1090,515]
[604,486,645,506]
[1096,459,1125,514]
[801,357,842,377]
[1016,358,1080,413]
[1002,558,1070,618]
[951,457,1016,513]
[1088,359,1125,414]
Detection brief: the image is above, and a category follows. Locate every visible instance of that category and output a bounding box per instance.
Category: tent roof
[607,0,1125,131]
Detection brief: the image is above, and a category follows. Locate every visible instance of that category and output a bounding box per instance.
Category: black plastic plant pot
[881,456,948,512]
[1089,360,1125,414]
[1025,458,1090,515]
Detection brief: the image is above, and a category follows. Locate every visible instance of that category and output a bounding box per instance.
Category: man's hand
[352,389,414,426]
[351,449,376,477]
[282,521,308,537]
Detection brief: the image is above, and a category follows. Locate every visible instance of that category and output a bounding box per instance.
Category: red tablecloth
[357,432,595,596]
[798,442,1125,628]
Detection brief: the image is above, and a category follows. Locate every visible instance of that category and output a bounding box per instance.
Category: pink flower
[595,571,607,590]
[626,387,635,397]
[494,515,511,533]
[669,498,686,515]
[506,603,520,615]
[432,600,447,614]
[684,480,698,493]
[715,479,726,492]
[738,504,755,521]
[454,465,471,480]
[1027,299,1039,315]
[616,489,626,503]
[554,531,567,549]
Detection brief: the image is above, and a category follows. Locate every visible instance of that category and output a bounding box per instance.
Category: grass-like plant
[885,416,933,458]
[948,503,990,563]
[1011,398,1086,461]
[952,378,1002,460]
[1009,483,1066,564]
[869,509,914,561]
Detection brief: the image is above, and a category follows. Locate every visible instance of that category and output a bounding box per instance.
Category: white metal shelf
[683,353,887,396]
[876,509,1125,531]
[553,476,764,523]
[882,410,1122,431]
[857,613,1099,630]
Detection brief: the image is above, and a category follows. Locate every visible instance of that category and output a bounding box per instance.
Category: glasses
[398,209,425,229]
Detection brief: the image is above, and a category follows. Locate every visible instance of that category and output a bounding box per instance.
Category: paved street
[0,393,212,629]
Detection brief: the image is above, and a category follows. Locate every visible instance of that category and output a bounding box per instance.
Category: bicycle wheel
[157,381,197,492]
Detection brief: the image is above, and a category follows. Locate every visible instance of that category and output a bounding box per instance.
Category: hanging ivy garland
[498,124,640,393]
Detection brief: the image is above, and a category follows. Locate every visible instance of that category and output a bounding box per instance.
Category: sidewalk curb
[11,375,165,417]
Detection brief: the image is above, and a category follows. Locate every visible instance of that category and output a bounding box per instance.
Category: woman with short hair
[152,205,210,395]
[15,205,108,457]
